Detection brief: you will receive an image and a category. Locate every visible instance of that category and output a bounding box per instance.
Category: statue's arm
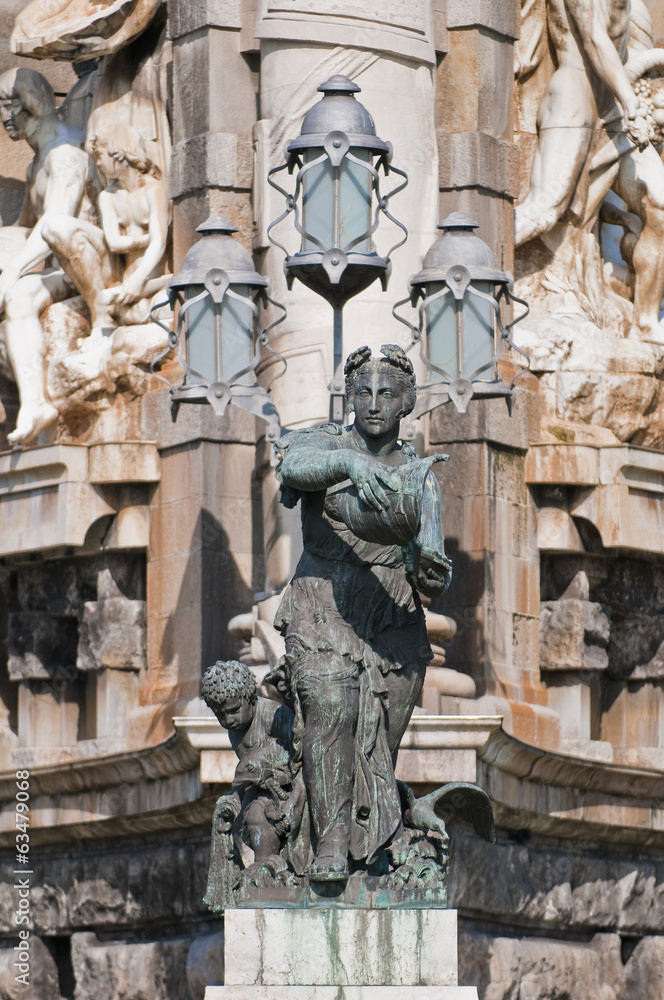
[98,190,149,255]
[102,184,169,305]
[279,434,398,511]
[404,471,452,598]
[565,0,638,117]
[16,187,36,231]
[0,146,87,294]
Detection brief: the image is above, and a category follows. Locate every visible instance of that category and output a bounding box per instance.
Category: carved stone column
[435,1,520,270]
[168,0,259,264]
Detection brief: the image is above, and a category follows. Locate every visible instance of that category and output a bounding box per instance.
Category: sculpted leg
[4,273,62,445]
[42,214,117,338]
[294,652,360,879]
[614,145,664,342]
[515,67,594,246]
[383,662,427,763]
[241,791,283,861]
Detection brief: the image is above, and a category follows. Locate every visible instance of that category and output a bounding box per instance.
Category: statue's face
[216,697,254,731]
[353,367,404,438]
[0,96,31,141]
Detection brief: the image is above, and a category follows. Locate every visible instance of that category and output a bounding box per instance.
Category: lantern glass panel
[463,280,495,380]
[185,285,253,385]
[301,148,372,253]
[426,282,456,380]
[184,285,214,383]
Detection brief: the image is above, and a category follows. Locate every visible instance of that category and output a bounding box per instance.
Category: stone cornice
[1,716,662,849]
[0,728,200,800]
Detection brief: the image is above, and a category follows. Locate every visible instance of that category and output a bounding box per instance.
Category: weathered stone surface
[168,0,242,37]
[0,935,62,1000]
[170,132,252,200]
[448,830,664,936]
[186,930,225,998]
[77,598,146,672]
[7,610,78,681]
[71,932,192,1000]
[539,598,610,672]
[554,372,664,448]
[624,936,664,999]
[459,928,625,1000]
[437,132,519,198]
[0,832,213,935]
[225,909,458,988]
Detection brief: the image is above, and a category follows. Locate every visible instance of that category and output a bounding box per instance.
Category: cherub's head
[201,659,257,731]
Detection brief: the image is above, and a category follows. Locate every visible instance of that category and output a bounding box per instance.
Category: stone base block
[225,908,458,987]
[206,989,479,999]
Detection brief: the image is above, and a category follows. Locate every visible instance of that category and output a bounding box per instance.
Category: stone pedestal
[205,908,478,1000]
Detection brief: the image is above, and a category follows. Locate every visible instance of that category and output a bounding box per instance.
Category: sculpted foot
[308,855,349,883]
[7,402,58,446]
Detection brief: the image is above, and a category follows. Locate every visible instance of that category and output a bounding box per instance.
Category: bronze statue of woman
[272,344,452,882]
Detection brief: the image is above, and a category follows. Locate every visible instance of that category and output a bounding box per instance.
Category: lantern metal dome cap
[438,212,480,231]
[169,214,267,292]
[195,214,238,235]
[317,75,361,94]
[287,74,389,154]
[410,212,508,286]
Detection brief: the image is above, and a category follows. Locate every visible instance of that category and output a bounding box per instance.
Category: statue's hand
[626,108,652,150]
[344,451,398,511]
[404,544,452,598]
[215,792,241,823]
[101,277,144,308]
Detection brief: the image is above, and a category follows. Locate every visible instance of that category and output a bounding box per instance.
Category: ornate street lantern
[154,216,286,426]
[268,74,408,418]
[395,213,529,417]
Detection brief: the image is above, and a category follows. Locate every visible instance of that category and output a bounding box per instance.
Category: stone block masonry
[207,908,479,1000]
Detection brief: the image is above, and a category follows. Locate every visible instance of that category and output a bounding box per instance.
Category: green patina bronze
[202,345,494,908]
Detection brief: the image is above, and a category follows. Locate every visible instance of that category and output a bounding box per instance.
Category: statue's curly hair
[344,344,416,418]
[201,659,257,711]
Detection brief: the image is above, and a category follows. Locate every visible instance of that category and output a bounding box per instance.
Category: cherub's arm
[102,182,169,306]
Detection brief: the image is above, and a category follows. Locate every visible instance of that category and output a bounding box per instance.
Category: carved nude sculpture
[516,0,664,341]
[43,123,170,345]
[0,67,93,444]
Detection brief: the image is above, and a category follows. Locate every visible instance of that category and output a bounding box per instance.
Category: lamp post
[394,213,529,417]
[154,216,286,427]
[268,74,408,420]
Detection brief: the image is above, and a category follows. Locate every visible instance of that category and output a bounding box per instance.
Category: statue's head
[344,344,416,437]
[87,123,161,182]
[0,68,55,142]
[201,659,257,731]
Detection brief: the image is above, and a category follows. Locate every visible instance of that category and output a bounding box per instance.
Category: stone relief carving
[0,67,93,445]
[202,347,494,905]
[515,0,664,340]
[11,0,163,62]
[0,6,171,445]
[514,0,664,449]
